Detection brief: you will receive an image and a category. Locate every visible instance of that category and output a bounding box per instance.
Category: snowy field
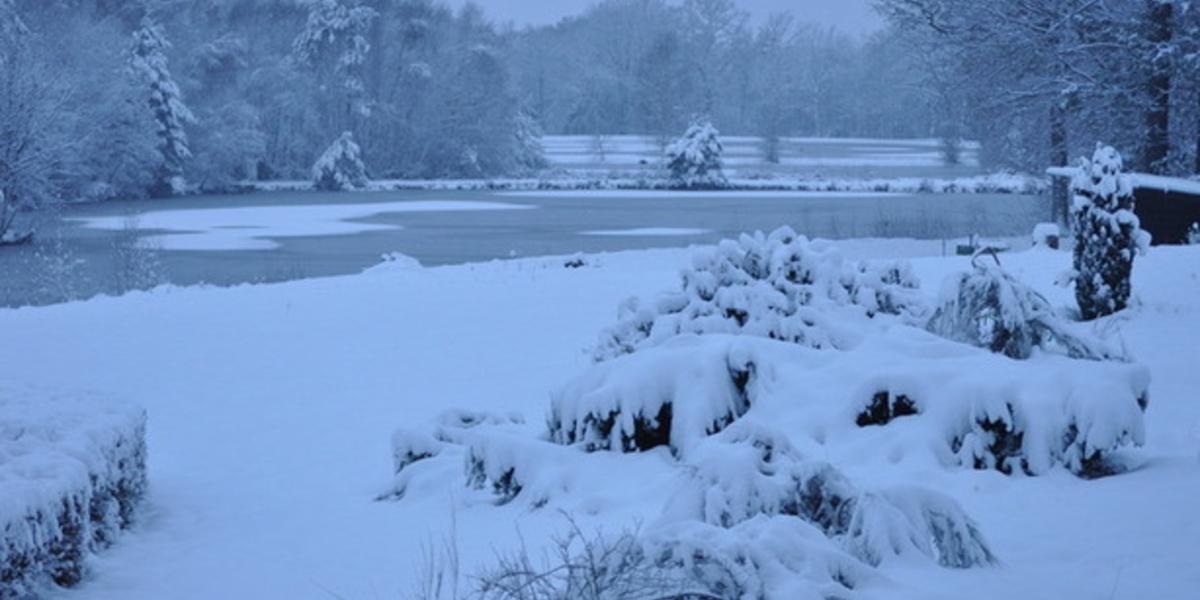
[4,237,1198,599]
[541,135,984,179]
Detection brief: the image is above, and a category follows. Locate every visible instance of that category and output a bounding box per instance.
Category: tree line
[1,0,1198,226]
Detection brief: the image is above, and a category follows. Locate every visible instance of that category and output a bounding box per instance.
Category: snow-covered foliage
[1186,222,1200,245]
[312,131,369,191]
[1071,145,1144,320]
[927,254,1124,360]
[549,336,758,454]
[512,110,546,171]
[1032,222,1060,248]
[292,0,376,100]
[127,17,195,197]
[666,120,726,189]
[0,390,147,598]
[594,226,924,361]
[664,422,995,568]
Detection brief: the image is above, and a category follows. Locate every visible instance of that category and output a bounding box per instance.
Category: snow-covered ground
[4,238,1199,599]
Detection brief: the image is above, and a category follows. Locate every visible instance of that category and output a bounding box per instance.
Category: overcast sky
[451,0,884,36]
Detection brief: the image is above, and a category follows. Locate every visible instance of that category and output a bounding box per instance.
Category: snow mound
[0,389,147,598]
[594,226,925,361]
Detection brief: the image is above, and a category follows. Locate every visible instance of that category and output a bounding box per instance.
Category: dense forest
[1,0,1198,211]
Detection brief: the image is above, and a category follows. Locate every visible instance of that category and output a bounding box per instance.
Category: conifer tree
[1071,145,1142,320]
[128,17,194,197]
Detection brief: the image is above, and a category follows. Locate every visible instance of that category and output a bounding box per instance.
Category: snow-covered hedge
[594,226,924,361]
[312,131,368,191]
[1,391,148,599]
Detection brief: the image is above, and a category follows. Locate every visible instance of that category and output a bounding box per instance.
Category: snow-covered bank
[251,171,1048,196]
[3,240,1198,598]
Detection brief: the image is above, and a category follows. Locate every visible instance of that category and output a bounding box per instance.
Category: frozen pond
[0,188,1050,307]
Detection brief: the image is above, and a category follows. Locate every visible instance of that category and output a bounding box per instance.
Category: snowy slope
[2,241,1198,599]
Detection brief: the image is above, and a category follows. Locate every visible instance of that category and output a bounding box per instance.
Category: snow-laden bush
[1187,222,1200,245]
[662,422,995,568]
[312,131,368,191]
[1,391,148,598]
[666,120,726,189]
[927,253,1123,360]
[1070,145,1146,320]
[550,336,757,454]
[1032,222,1060,249]
[594,226,924,361]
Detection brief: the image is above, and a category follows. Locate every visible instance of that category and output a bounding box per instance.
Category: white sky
[452,0,884,36]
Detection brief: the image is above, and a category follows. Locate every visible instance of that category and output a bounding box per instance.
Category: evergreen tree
[312,131,368,191]
[128,17,194,197]
[1071,145,1142,320]
[666,119,726,189]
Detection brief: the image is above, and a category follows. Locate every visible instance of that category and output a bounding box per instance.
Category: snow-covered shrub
[594,227,924,361]
[855,390,918,427]
[1032,222,1060,249]
[549,336,758,455]
[668,422,995,569]
[1187,222,1200,245]
[949,369,1149,478]
[927,254,1122,360]
[312,131,368,191]
[665,120,726,189]
[1,391,148,598]
[391,429,442,475]
[1071,145,1144,320]
[646,518,872,599]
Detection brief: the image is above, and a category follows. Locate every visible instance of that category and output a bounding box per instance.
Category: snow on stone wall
[1,390,147,599]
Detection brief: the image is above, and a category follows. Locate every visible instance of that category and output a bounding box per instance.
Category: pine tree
[666,119,726,189]
[128,17,195,198]
[1071,145,1142,320]
[312,131,368,191]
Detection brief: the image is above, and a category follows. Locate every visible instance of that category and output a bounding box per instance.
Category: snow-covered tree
[293,0,376,124]
[0,4,63,243]
[665,119,726,189]
[312,131,368,191]
[512,109,546,171]
[128,17,195,198]
[1071,145,1143,320]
